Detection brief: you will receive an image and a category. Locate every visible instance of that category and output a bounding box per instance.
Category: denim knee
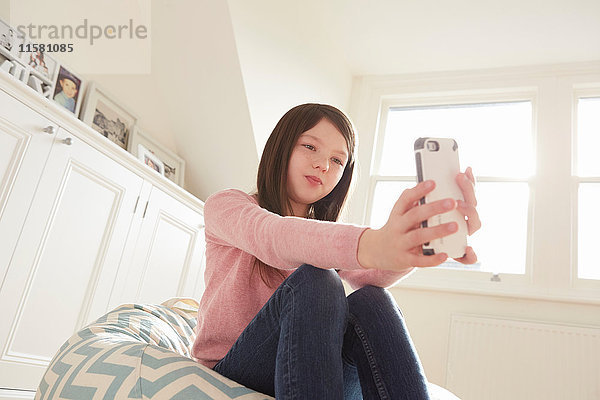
[347,285,404,318]
[289,264,344,291]
[285,264,347,313]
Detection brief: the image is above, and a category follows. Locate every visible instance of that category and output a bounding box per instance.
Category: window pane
[578,183,600,280]
[369,181,528,274]
[577,97,600,177]
[379,102,533,178]
[470,182,528,274]
[370,180,413,229]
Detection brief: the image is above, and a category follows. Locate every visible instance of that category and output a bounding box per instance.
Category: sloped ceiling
[275,0,600,75]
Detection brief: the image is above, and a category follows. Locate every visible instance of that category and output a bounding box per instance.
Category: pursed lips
[305,175,323,185]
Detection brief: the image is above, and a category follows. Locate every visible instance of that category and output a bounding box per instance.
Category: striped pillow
[35,301,273,399]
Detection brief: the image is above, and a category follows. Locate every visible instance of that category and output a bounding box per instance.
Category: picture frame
[138,144,165,176]
[80,82,138,151]
[51,64,85,116]
[24,65,55,99]
[0,18,26,81]
[129,127,186,186]
[0,18,23,58]
[20,41,58,83]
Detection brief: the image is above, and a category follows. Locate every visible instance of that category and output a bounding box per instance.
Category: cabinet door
[111,185,205,306]
[0,92,57,283]
[0,129,144,391]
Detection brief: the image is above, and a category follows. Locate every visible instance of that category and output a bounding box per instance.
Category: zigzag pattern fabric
[35,302,273,400]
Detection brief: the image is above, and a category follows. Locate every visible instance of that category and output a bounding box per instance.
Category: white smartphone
[414,137,467,258]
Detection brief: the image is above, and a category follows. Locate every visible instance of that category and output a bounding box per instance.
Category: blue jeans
[213,264,431,399]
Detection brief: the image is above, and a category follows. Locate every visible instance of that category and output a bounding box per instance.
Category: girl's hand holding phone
[453,167,480,264]
[357,168,481,271]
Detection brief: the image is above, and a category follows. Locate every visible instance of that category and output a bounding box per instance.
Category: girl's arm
[338,267,415,290]
[206,169,479,277]
[204,189,367,271]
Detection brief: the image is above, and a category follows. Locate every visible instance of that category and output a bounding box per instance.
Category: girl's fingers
[401,197,457,232]
[456,169,477,207]
[405,222,458,248]
[453,246,478,264]
[409,252,449,268]
[392,180,435,216]
[466,167,476,184]
[457,200,482,235]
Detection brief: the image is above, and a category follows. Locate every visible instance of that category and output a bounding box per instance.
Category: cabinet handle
[62,138,73,145]
[133,196,140,214]
[42,126,56,134]
[142,201,149,218]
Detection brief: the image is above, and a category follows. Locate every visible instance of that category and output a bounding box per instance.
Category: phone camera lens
[426,141,440,151]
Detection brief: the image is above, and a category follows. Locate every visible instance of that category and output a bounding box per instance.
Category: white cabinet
[109,184,206,309]
[0,126,145,391]
[0,77,205,395]
[0,92,57,285]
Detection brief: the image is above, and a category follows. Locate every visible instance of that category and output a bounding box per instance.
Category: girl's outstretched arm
[203,189,367,271]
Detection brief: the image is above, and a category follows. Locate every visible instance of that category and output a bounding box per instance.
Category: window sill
[395,268,600,306]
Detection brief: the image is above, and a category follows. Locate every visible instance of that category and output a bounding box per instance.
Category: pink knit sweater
[191,189,414,368]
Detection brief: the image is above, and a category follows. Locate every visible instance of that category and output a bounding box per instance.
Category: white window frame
[369,93,536,285]
[572,87,600,292]
[347,62,600,304]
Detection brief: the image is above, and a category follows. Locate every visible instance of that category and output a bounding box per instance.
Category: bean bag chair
[35,298,459,399]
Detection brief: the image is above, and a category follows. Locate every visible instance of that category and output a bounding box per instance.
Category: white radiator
[446,314,600,400]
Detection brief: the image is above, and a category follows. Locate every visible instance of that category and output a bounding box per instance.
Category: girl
[192,103,480,399]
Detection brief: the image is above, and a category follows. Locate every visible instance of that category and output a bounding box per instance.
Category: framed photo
[80,82,138,150]
[51,64,85,115]
[20,42,58,83]
[138,144,165,176]
[0,18,23,58]
[129,127,186,186]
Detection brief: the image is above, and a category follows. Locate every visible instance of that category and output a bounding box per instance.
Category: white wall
[0,2,7,24]
[308,0,600,76]
[147,0,258,200]
[82,74,178,152]
[392,287,600,389]
[227,0,353,158]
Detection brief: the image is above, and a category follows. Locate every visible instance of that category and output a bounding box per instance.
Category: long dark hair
[252,103,357,286]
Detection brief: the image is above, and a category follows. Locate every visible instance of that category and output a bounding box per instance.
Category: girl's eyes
[302,144,345,167]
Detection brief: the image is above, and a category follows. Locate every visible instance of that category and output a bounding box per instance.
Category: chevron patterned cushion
[35,301,273,399]
[36,299,459,399]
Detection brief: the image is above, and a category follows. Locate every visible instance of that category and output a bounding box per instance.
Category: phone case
[414,138,467,258]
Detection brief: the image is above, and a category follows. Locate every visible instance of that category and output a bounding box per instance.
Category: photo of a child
[29,51,48,75]
[22,48,57,81]
[52,66,81,114]
[144,155,160,172]
[138,144,164,176]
